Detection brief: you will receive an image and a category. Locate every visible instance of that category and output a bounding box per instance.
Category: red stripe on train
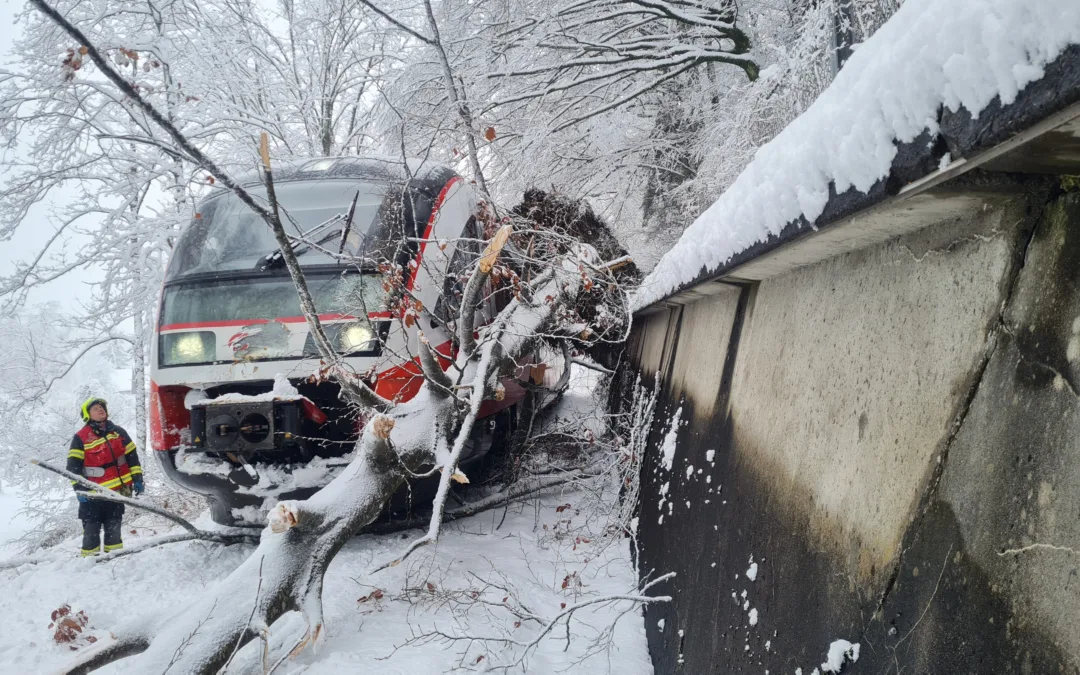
[404,176,461,293]
[160,312,387,332]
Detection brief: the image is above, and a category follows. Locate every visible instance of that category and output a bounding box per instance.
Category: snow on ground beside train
[545,362,608,437]
[0,493,652,674]
[0,487,32,557]
[634,0,1080,309]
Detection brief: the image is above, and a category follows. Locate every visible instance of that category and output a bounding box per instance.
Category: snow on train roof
[634,0,1080,311]
[220,155,456,191]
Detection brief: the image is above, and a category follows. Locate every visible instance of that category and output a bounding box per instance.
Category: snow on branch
[41,235,609,673]
[28,0,391,414]
[635,0,1080,309]
[488,0,757,125]
[23,4,641,671]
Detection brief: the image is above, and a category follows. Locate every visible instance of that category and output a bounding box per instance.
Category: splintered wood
[372,415,395,440]
[269,502,301,533]
[479,224,512,274]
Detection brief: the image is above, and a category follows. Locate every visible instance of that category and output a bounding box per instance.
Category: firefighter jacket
[66,421,143,492]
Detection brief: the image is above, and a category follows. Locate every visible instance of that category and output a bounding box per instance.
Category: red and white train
[149,157,530,525]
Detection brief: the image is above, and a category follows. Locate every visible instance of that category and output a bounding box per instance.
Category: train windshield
[159,274,387,328]
[167,180,388,278]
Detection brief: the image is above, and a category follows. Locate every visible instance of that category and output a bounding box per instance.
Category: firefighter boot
[80,517,102,557]
[103,516,123,554]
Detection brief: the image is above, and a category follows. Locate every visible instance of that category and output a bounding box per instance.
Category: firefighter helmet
[80,397,108,423]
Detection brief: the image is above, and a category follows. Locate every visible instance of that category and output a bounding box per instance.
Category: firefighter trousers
[78,499,125,556]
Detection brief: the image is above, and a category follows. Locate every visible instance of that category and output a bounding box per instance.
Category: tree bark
[131,307,147,456]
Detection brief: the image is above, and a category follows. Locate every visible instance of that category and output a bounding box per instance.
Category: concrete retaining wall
[625,187,1080,673]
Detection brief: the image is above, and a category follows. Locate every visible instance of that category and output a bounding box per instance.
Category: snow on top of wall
[634,0,1080,310]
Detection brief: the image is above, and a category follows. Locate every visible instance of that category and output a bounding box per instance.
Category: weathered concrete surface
[664,284,742,421]
[726,195,1027,585]
[925,192,1080,667]
[628,188,1080,673]
[635,307,677,381]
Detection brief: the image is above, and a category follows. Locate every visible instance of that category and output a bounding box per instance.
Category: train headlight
[161,331,217,366]
[302,321,379,357]
[338,322,377,353]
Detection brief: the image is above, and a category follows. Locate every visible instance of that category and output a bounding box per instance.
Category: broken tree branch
[397,571,676,670]
[459,223,512,357]
[418,332,454,396]
[0,531,256,571]
[571,356,614,375]
[364,471,586,535]
[257,132,392,412]
[27,10,626,672]
[371,260,582,574]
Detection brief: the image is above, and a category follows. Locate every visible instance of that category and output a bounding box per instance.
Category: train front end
[149,158,483,525]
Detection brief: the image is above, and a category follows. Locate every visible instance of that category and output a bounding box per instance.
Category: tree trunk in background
[832,0,857,74]
[131,308,147,455]
[638,78,707,265]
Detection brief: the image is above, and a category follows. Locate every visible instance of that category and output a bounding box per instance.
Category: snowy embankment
[0,489,33,557]
[634,0,1080,310]
[0,367,652,673]
[0,496,650,673]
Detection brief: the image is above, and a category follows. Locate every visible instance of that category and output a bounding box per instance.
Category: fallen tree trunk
[60,253,594,673]
[63,414,409,673]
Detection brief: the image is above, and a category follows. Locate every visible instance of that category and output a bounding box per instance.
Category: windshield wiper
[337,190,361,255]
[257,191,361,270]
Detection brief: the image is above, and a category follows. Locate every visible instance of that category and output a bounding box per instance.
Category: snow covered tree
[487,0,757,129]
[0,0,403,479]
[3,1,653,670]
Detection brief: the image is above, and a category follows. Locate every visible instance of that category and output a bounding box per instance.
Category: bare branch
[29,0,390,413]
[571,356,614,374]
[362,471,585,535]
[354,0,435,46]
[418,333,454,395]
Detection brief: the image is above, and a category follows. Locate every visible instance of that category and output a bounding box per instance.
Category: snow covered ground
[0,357,856,672]
[0,487,33,558]
[0,367,652,674]
[0,494,651,674]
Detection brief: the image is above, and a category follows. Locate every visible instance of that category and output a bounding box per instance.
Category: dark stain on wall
[625,194,1080,673]
[1009,193,1080,395]
[870,500,1071,674]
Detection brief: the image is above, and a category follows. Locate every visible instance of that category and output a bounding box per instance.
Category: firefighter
[66,397,145,556]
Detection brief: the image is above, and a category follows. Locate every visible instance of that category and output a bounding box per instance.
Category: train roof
[217,155,458,194]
